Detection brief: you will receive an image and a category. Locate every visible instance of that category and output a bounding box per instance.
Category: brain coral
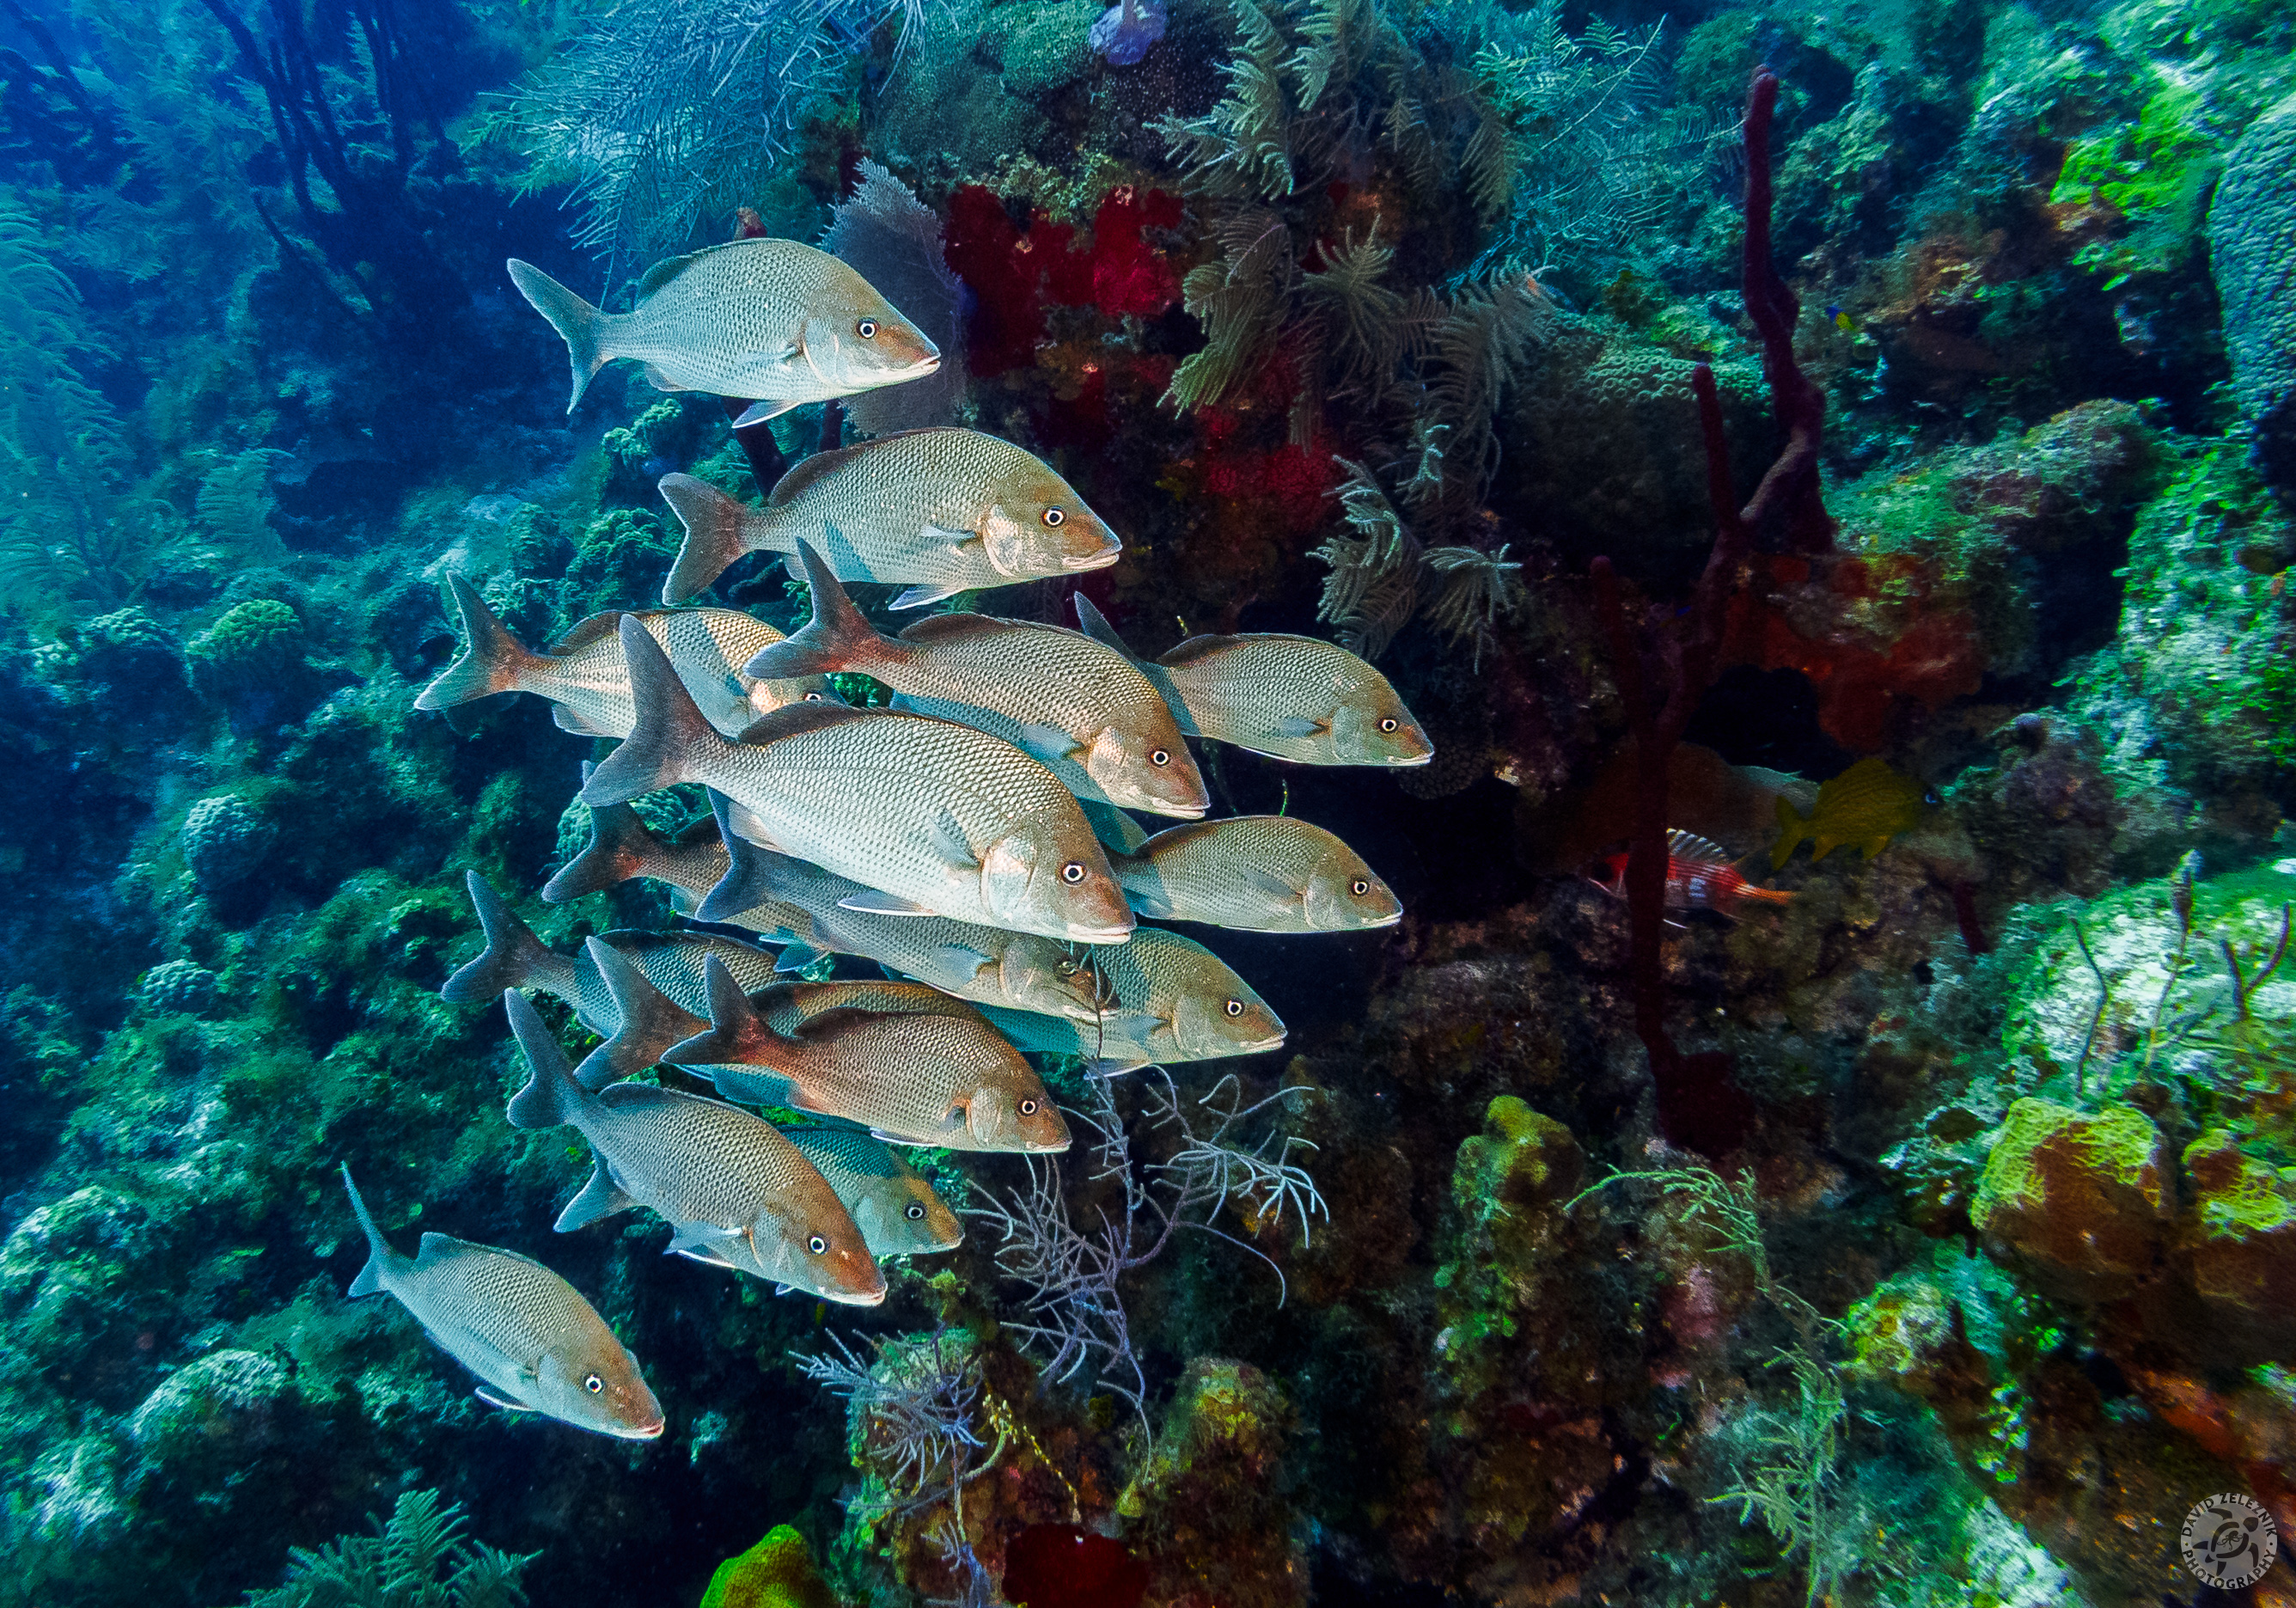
[181,794,278,893]
[139,959,219,1016]
[2209,94,2296,495]
[186,599,308,704]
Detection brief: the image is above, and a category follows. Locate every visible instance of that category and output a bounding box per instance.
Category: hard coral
[2211,93,2296,496]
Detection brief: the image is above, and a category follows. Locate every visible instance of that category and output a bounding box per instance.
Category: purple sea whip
[1590,69,1833,1155]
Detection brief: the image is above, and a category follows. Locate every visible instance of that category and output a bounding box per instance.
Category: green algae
[698,1525,839,1608]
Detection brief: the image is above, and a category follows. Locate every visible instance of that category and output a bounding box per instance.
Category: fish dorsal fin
[1157,633,1237,668]
[548,610,630,655]
[1664,829,1734,864]
[895,611,1028,645]
[735,700,887,747]
[1072,594,1137,658]
[636,241,750,298]
[764,443,861,509]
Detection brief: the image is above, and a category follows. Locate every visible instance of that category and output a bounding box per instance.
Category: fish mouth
[1062,545,1122,572]
[1387,750,1436,767]
[906,352,942,376]
[1355,911,1405,930]
[1065,921,1136,945]
[617,1414,669,1440]
[824,1283,889,1307]
[1239,1034,1287,1053]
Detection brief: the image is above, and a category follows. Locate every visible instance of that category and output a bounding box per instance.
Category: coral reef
[3,0,2295,1602]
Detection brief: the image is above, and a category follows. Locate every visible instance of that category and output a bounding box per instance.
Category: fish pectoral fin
[475,1387,538,1414]
[1270,715,1332,740]
[1011,721,1086,766]
[1090,1055,1152,1075]
[675,1244,741,1269]
[838,890,939,915]
[1240,867,1304,904]
[776,942,827,970]
[927,942,995,978]
[731,398,802,430]
[890,583,963,610]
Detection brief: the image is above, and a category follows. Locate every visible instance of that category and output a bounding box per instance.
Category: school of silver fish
[358,238,1432,1437]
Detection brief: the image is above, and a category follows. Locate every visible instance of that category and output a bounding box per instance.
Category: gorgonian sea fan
[501,0,926,275]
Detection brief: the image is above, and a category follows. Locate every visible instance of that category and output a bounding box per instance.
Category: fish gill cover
[0,0,2293,1605]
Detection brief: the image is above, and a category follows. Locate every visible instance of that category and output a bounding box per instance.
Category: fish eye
[1224,999,1243,1018]
[1041,508,1065,527]
[857,318,878,339]
[807,1234,828,1255]
[1061,861,1086,883]
[1151,749,1169,766]
[583,1374,604,1394]
[803,690,824,701]
[1352,878,1370,896]
[1020,1097,1040,1115]
[905,1202,925,1220]
[1379,717,1399,733]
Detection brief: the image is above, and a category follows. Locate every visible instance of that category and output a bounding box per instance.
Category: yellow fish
[1771,756,1927,869]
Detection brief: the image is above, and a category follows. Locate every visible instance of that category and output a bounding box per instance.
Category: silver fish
[582,618,1134,945]
[577,938,987,1086]
[438,872,784,1039]
[340,1165,663,1440]
[664,957,1070,1153]
[979,926,1285,1073]
[503,991,885,1305]
[507,242,937,426]
[657,427,1119,608]
[1107,816,1401,932]
[546,791,1108,1024]
[744,541,1206,818]
[785,1127,963,1256]
[1074,596,1433,767]
[415,574,829,738]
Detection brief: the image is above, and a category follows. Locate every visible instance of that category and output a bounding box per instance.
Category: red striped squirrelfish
[1598,830,1794,917]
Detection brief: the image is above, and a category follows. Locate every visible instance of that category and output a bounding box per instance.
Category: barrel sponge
[2209,95,2296,495]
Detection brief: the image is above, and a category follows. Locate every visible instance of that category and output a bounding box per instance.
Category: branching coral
[499,0,925,272]
[968,1069,1322,1433]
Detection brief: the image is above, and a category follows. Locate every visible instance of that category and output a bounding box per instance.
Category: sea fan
[498,0,927,273]
[1163,209,1294,412]
[822,161,969,432]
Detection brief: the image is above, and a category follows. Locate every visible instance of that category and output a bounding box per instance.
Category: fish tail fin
[340,1163,393,1298]
[542,792,659,903]
[697,791,781,922]
[441,872,552,1004]
[581,619,724,805]
[1769,796,1810,871]
[660,954,789,1068]
[507,259,610,413]
[740,540,883,679]
[416,573,543,712]
[659,474,760,605]
[504,988,583,1129]
[575,939,703,1091]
